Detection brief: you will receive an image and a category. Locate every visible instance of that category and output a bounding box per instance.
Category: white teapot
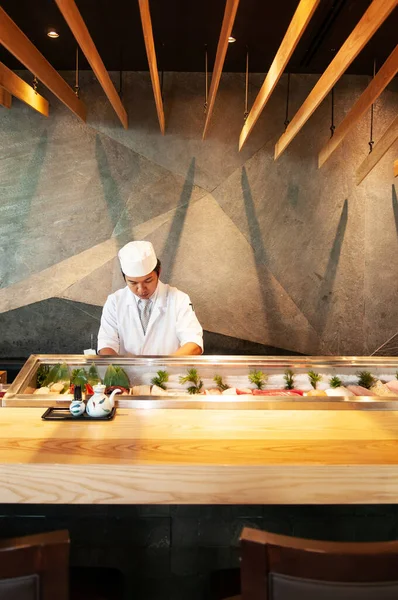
[86,384,120,418]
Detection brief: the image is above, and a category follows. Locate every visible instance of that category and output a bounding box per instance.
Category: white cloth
[97,281,203,355]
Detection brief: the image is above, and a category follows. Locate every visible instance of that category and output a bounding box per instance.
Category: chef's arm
[172,342,202,356]
[98,347,118,356]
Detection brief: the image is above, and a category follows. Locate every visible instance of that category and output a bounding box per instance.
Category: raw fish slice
[386,380,398,393]
[325,386,354,397]
[252,389,301,396]
[222,388,237,395]
[346,385,374,396]
[305,390,328,396]
[236,388,253,395]
[204,389,222,395]
[370,380,396,397]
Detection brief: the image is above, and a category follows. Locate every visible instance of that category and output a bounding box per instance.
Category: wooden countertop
[1,407,398,504]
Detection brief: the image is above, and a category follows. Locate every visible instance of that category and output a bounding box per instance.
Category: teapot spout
[108,388,122,407]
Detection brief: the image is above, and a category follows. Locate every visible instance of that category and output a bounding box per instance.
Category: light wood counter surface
[1,407,398,504]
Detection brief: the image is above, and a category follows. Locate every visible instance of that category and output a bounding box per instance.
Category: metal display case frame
[3,354,398,410]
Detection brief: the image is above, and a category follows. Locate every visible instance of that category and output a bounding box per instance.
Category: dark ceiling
[0,0,397,75]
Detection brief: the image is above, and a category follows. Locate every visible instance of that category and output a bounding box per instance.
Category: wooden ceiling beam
[0,86,12,109]
[54,0,128,129]
[239,0,320,151]
[0,62,49,116]
[274,0,397,160]
[356,114,398,185]
[319,45,398,168]
[202,0,240,140]
[394,159,398,178]
[138,0,165,134]
[0,6,85,121]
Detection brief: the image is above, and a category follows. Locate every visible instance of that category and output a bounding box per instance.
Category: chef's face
[125,270,159,299]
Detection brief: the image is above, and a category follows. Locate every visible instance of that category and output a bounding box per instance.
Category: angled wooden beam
[54,0,128,129]
[356,114,398,184]
[0,6,86,121]
[0,62,49,116]
[319,45,398,167]
[138,0,165,134]
[202,0,240,140]
[239,0,320,151]
[394,159,398,178]
[0,86,12,108]
[275,0,397,160]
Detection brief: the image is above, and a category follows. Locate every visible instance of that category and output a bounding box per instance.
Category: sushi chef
[97,241,203,356]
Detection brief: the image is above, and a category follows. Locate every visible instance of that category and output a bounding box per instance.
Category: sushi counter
[2,354,398,504]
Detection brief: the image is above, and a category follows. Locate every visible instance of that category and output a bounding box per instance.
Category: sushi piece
[347,385,375,396]
[386,379,398,393]
[325,386,354,397]
[222,388,237,395]
[305,389,328,397]
[252,389,302,396]
[370,380,396,397]
[151,384,168,396]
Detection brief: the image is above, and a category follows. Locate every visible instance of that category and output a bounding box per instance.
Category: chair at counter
[220,528,398,599]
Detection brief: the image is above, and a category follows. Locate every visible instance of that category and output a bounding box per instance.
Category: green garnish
[103,365,130,388]
[44,363,70,387]
[213,374,229,391]
[36,364,50,388]
[179,368,203,395]
[284,369,294,390]
[329,376,342,389]
[308,370,322,389]
[248,370,268,390]
[87,363,101,385]
[151,370,169,390]
[357,371,376,390]
[71,368,88,387]
[396,372,398,381]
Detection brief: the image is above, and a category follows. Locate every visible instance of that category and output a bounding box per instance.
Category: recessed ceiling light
[228,36,236,43]
[47,29,59,39]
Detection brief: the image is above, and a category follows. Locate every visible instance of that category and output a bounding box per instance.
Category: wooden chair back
[240,527,398,600]
[0,530,70,600]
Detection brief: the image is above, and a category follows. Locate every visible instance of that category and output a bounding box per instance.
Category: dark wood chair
[239,527,398,599]
[0,530,69,600]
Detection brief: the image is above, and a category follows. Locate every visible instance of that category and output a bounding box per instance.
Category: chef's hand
[98,347,119,356]
[172,343,202,356]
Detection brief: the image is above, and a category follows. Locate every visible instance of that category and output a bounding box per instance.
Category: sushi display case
[3,354,398,410]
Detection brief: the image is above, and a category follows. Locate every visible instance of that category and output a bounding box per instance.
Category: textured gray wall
[0,71,397,357]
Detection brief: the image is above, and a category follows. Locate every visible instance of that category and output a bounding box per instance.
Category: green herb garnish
[308,370,322,389]
[44,363,70,387]
[284,369,295,390]
[357,371,376,390]
[151,370,169,390]
[103,365,130,388]
[71,368,88,387]
[36,364,50,388]
[329,376,342,389]
[87,363,101,385]
[179,368,203,395]
[213,374,229,391]
[248,370,268,390]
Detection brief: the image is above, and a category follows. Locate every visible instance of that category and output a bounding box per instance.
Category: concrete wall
[0,71,397,357]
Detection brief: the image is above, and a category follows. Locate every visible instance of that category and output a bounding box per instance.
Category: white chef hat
[118,241,157,277]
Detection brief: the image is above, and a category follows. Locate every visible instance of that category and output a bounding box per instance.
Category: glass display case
[3,354,398,410]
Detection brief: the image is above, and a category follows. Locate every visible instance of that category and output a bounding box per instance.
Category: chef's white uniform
[97,281,203,355]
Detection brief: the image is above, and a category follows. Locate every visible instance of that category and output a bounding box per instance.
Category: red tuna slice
[252,389,302,396]
[346,385,374,396]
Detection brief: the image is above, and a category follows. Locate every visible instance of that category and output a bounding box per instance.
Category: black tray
[41,407,116,421]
